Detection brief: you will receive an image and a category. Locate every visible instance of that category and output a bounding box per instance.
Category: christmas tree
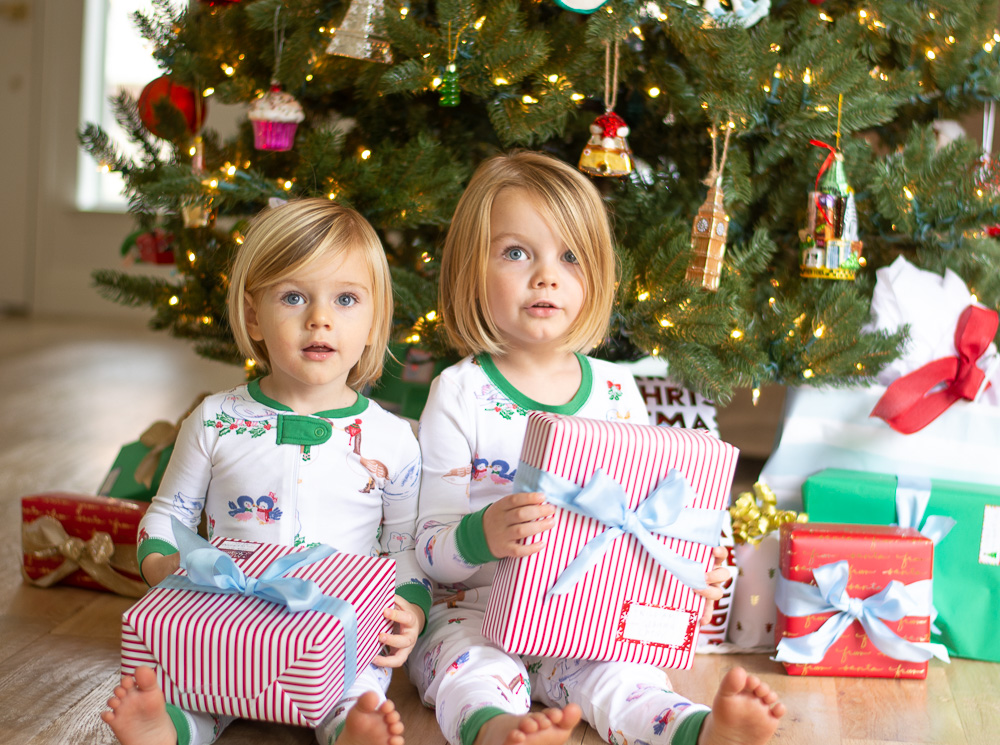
[80,0,1000,404]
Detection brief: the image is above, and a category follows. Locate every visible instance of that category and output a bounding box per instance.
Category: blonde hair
[439,151,617,357]
[226,198,392,390]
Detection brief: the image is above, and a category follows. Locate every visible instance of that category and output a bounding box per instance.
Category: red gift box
[483,412,738,670]
[775,522,939,678]
[21,493,148,596]
[121,535,394,727]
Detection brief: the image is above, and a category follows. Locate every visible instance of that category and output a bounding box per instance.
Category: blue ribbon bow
[893,474,955,635]
[774,560,950,665]
[512,463,724,598]
[161,517,359,690]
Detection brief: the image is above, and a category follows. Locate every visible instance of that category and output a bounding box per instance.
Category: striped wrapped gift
[483,412,738,669]
[121,537,394,727]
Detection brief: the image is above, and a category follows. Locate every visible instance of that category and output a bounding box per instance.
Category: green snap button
[314,427,325,437]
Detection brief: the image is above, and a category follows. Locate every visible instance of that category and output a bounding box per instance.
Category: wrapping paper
[775,522,937,678]
[482,412,738,669]
[866,256,999,405]
[121,536,394,727]
[803,468,1000,662]
[21,493,148,596]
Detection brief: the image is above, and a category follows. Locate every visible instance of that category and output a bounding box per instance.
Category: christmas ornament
[554,0,611,12]
[579,41,633,178]
[701,0,771,28]
[249,83,304,152]
[181,200,215,229]
[248,7,304,152]
[121,229,175,266]
[439,21,467,107]
[801,97,863,280]
[686,121,733,291]
[137,76,206,139]
[326,0,392,64]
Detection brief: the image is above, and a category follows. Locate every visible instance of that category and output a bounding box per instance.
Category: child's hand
[694,545,730,626]
[140,552,181,587]
[483,492,556,559]
[373,596,425,668]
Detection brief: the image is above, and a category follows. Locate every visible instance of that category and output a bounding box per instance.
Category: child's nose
[532,260,559,288]
[307,305,332,328]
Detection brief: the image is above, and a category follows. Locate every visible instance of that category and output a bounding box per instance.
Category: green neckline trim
[475,353,592,415]
[248,378,369,417]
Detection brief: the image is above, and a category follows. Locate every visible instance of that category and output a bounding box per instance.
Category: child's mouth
[303,343,334,359]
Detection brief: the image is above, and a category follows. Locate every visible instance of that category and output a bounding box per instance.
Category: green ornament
[439,64,459,107]
[819,152,850,197]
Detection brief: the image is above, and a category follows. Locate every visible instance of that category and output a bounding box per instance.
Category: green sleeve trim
[136,538,178,585]
[672,709,710,745]
[455,506,499,565]
[165,702,191,745]
[395,581,432,629]
[460,706,509,745]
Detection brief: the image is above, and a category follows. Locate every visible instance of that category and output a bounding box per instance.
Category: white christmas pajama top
[410,354,710,745]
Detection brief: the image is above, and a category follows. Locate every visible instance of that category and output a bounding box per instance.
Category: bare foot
[698,667,785,745]
[338,691,404,745]
[474,704,583,745]
[100,666,177,745]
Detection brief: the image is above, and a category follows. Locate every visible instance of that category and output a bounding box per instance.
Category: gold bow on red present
[730,482,807,545]
[21,516,147,597]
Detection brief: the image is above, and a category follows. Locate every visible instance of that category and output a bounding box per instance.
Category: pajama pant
[166,663,393,745]
[409,591,710,745]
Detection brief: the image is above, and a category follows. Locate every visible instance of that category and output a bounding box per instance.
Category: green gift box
[97,440,173,503]
[803,468,1000,662]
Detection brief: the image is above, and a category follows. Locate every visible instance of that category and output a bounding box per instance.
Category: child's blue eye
[563,250,579,264]
[282,292,306,306]
[505,247,527,261]
[336,293,358,307]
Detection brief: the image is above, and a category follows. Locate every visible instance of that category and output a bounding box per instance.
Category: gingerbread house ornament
[686,178,729,291]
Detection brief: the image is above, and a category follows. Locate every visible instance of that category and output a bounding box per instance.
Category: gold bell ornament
[578,39,632,178]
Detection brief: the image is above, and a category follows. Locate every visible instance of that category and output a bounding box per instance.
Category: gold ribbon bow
[133,393,210,488]
[21,516,147,597]
[729,482,807,545]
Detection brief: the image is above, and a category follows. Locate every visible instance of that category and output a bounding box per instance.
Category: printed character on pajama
[409,354,711,745]
[138,380,431,745]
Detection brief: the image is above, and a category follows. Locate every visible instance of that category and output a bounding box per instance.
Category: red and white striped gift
[482,412,738,669]
[121,537,394,727]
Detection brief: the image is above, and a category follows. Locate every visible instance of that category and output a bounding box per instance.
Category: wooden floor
[1,316,998,745]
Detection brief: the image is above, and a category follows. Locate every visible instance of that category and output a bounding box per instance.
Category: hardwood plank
[944,657,1000,745]
[836,664,965,744]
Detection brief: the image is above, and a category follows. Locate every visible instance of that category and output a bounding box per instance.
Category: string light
[819,13,832,22]
[245,359,256,370]
[926,49,936,60]
[221,64,235,76]
[571,93,585,102]
[637,291,650,301]
[814,324,826,338]
[187,251,196,263]
[203,87,215,97]
[201,316,213,325]
[168,296,179,305]
[405,333,421,343]
[731,329,744,339]
[547,74,559,83]
[648,87,661,98]
[283,180,293,190]
[399,6,408,18]
[651,347,660,356]
[522,95,538,104]
[752,387,761,406]
[904,186,914,200]
[328,191,337,200]
[425,310,437,321]
[431,77,442,88]
[361,150,372,159]
[802,369,815,378]
[494,77,509,85]
[226,165,237,176]
[856,362,864,371]
[659,318,674,328]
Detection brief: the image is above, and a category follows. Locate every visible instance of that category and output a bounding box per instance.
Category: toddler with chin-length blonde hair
[409,151,786,745]
[102,198,430,745]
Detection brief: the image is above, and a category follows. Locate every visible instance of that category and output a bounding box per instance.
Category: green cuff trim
[672,709,710,745]
[455,506,499,566]
[334,719,346,741]
[395,582,432,631]
[136,538,178,585]
[165,702,190,745]
[460,706,509,745]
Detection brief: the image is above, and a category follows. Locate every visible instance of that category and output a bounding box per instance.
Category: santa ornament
[578,40,632,177]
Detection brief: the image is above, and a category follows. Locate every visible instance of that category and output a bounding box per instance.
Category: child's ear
[244,292,264,342]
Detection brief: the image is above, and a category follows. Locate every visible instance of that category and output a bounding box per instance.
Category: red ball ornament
[807,0,826,4]
[137,76,206,139]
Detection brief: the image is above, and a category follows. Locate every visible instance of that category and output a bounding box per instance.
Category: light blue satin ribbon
[894,474,955,634]
[512,463,724,597]
[774,560,950,665]
[161,517,359,691]
[894,474,956,546]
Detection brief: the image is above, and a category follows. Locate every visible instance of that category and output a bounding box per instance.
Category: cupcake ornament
[249,82,304,152]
